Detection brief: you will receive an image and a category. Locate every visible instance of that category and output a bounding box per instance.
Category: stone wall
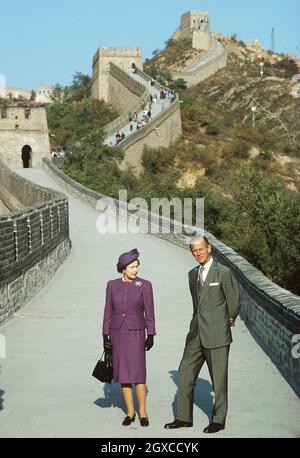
[172,38,228,88]
[0,158,71,325]
[41,157,300,393]
[172,10,210,41]
[120,99,182,174]
[0,106,51,168]
[102,64,148,137]
[0,158,58,210]
[4,87,32,100]
[107,63,145,114]
[192,30,212,51]
[91,47,143,102]
[91,50,182,171]
[101,66,182,173]
[0,199,9,215]
[110,67,182,174]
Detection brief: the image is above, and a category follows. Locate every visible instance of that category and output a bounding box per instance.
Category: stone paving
[183,38,225,72]
[0,168,299,438]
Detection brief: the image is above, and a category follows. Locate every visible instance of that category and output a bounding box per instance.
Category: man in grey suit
[164,236,240,434]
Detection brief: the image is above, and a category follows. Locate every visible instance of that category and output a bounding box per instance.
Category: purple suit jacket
[102,277,156,335]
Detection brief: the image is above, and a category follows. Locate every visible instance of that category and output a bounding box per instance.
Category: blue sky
[0,0,299,89]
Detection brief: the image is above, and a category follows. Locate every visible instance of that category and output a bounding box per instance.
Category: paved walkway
[0,168,299,438]
[183,38,225,72]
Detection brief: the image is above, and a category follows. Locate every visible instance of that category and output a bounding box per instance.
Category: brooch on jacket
[135,281,142,287]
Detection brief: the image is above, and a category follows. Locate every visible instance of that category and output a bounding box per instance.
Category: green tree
[68,72,92,102]
[171,78,187,90]
[47,82,118,148]
[223,164,300,293]
[142,146,176,175]
[157,69,173,87]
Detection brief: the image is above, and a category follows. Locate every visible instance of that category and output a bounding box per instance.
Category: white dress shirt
[198,256,214,283]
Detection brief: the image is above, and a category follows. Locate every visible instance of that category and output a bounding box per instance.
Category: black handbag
[92,350,113,384]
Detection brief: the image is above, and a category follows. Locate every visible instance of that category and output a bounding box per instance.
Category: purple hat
[117,248,140,273]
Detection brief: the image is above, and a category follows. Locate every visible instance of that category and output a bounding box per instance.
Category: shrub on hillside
[206,124,220,136]
[142,146,176,175]
[223,164,300,294]
[171,78,188,90]
[273,57,299,78]
[222,140,250,160]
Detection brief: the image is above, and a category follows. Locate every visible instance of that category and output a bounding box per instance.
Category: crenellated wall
[0,158,71,325]
[107,66,182,173]
[172,10,210,42]
[91,47,143,102]
[120,97,182,173]
[170,10,227,87]
[96,63,183,173]
[102,64,148,137]
[172,38,228,88]
[107,63,145,115]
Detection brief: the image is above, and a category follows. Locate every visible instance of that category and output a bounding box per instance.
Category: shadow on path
[169,370,214,421]
[0,366,4,412]
[0,390,4,411]
[94,383,126,413]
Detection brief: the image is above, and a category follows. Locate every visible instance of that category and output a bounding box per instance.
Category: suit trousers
[176,333,230,425]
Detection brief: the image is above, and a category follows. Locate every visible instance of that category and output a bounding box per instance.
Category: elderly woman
[102,249,156,427]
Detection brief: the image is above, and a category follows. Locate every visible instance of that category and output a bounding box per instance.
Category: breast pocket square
[209,282,219,286]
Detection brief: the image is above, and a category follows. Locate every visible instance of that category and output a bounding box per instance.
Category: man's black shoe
[203,422,225,434]
[164,419,193,429]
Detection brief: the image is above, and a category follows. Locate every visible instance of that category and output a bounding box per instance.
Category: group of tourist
[160,87,176,102]
[108,85,177,147]
[51,148,65,158]
[115,131,126,145]
[149,93,158,104]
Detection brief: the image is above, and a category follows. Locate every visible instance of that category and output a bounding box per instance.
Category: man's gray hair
[189,236,210,252]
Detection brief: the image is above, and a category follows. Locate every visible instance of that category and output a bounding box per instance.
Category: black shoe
[139,417,149,427]
[203,422,225,434]
[164,419,193,429]
[122,414,136,426]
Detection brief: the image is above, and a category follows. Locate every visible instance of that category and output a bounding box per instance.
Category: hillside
[144,35,300,192]
[147,37,207,71]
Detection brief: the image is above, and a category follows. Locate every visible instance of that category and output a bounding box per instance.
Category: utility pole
[251,105,257,128]
[271,27,275,53]
[260,61,264,78]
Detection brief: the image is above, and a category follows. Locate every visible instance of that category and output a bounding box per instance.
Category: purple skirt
[110,321,146,384]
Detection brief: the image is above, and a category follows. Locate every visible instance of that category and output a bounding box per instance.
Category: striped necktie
[199,266,205,288]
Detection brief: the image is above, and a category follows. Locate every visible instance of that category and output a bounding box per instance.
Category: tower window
[25,108,31,119]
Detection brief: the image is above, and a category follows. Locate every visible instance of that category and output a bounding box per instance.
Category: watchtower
[0,103,51,168]
[172,10,212,50]
[91,47,143,102]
